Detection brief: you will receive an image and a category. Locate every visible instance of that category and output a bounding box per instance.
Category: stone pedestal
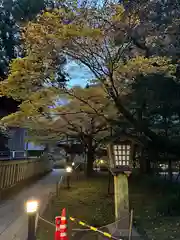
[114,174,129,230]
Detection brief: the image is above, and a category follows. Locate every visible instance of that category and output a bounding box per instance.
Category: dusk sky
[29,62,95,149]
[65,61,95,87]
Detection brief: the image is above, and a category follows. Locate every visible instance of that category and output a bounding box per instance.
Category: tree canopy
[0,0,180,175]
[2,84,117,175]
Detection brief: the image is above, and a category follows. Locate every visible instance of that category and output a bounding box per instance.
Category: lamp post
[107,139,132,230]
[26,200,39,240]
[65,165,73,189]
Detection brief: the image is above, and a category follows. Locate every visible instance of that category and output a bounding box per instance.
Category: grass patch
[129,174,180,240]
[37,173,114,240]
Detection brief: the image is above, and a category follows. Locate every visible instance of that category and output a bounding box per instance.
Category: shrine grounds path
[0,169,64,240]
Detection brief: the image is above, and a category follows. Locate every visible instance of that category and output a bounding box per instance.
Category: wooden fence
[0,158,53,192]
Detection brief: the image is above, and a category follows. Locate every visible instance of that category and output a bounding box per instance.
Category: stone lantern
[107,137,133,231]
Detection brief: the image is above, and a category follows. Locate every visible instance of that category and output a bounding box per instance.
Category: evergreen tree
[0,0,19,77]
[13,0,46,22]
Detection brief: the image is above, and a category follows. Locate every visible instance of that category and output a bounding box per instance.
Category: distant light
[100,160,104,164]
[72,162,75,166]
[66,166,73,173]
[26,200,38,213]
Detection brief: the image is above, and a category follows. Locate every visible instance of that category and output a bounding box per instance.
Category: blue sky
[65,61,95,87]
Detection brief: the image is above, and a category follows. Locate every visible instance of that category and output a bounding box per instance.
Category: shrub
[28,150,43,157]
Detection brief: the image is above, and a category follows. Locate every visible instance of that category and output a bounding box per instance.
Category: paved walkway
[0,169,64,240]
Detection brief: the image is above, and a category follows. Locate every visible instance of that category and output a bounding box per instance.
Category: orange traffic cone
[55,216,61,240]
[59,208,68,240]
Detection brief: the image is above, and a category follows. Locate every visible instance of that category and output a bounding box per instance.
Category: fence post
[0,164,4,198]
[67,175,70,189]
[128,209,133,240]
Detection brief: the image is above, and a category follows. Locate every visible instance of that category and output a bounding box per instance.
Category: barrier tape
[38,215,123,239]
[38,215,56,227]
[70,217,122,240]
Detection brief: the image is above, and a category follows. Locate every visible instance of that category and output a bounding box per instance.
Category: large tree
[119,0,180,59]
[0,1,179,159]
[0,0,20,77]
[0,0,63,77]
[53,86,116,176]
[126,72,180,174]
[2,85,117,176]
[0,0,65,154]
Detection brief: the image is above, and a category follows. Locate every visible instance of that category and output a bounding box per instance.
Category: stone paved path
[0,169,64,240]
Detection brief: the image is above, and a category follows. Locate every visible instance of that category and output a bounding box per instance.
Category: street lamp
[26,199,39,240]
[107,138,133,229]
[26,200,38,213]
[66,166,73,173]
[65,166,73,189]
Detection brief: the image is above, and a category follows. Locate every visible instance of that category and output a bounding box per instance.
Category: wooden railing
[0,158,53,191]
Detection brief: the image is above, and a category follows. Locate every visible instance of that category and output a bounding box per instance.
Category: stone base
[115,211,130,230]
[106,224,143,239]
[72,226,143,240]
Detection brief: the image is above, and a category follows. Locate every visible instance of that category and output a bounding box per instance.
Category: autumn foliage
[0,1,179,174]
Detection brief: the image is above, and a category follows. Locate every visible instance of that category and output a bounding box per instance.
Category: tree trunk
[86,137,95,177]
[168,159,173,182]
[86,149,94,177]
[44,143,49,152]
[163,118,173,181]
[108,170,111,195]
[139,148,145,174]
[146,149,159,175]
[145,157,151,174]
[149,149,158,175]
[139,148,151,175]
